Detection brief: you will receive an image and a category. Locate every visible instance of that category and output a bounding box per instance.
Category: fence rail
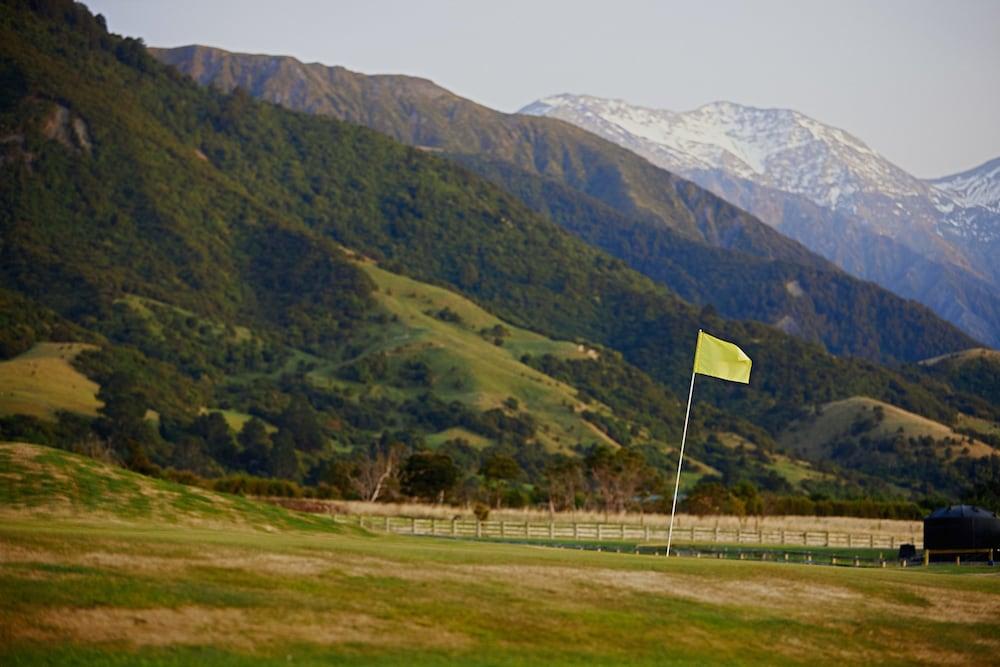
[338,515,922,549]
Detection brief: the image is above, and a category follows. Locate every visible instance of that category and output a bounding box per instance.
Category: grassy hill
[0,343,101,419]
[778,397,997,497]
[780,397,993,460]
[331,260,619,452]
[2,442,999,666]
[0,441,346,531]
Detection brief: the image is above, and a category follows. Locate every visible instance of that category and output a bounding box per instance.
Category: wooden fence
[338,515,922,549]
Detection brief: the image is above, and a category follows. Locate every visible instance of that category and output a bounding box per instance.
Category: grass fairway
[2,443,999,666]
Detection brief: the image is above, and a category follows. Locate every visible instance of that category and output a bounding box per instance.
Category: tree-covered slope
[0,1,969,428]
[455,155,974,363]
[151,44,981,364]
[1,1,995,505]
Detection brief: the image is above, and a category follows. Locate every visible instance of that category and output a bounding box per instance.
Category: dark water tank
[923,505,1000,551]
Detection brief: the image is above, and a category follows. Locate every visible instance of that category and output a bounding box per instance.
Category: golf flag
[693,330,752,384]
[666,329,752,556]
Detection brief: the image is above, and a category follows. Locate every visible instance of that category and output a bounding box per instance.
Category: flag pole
[666,330,700,557]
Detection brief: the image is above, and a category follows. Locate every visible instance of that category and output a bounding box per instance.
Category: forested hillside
[153,44,981,364]
[0,1,996,508]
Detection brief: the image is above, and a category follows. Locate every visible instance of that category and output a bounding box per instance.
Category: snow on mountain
[520,94,1000,260]
[929,157,1000,213]
[521,95,928,206]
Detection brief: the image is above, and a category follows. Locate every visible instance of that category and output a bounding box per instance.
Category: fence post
[825,531,830,547]
[476,520,482,538]
[431,518,436,535]
[780,529,785,545]
[714,526,719,543]
[573,522,579,540]
[644,525,650,541]
[621,523,626,541]
[411,517,416,535]
[848,533,852,548]
[451,518,457,536]
[500,521,506,538]
[597,524,603,541]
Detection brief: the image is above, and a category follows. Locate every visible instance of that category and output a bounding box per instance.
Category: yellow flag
[693,330,751,383]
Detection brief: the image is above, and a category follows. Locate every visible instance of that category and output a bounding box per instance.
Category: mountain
[930,157,1000,212]
[2,1,996,503]
[150,45,982,364]
[149,46,821,264]
[520,95,1000,347]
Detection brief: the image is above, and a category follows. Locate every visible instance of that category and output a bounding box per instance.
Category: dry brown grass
[284,498,922,536]
[15,606,471,651]
[0,342,101,419]
[780,396,994,459]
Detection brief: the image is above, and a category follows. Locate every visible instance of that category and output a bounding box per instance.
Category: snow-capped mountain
[930,156,1000,213]
[520,95,999,249]
[521,96,926,207]
[520,94,1000,346]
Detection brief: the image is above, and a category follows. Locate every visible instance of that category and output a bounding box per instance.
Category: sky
[86,0,1000,178]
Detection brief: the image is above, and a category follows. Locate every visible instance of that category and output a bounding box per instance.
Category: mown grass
[2,520,999,666]
[2,442,999,666]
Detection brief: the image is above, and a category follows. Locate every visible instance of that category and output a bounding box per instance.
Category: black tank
[923,505,1000,551]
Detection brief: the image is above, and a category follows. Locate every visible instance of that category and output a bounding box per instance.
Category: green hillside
[0,441,347,530]
[0,1,996,505]
[456,155,973,363]
[154,44,981,364]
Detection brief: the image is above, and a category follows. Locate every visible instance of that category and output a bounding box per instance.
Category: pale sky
[86,0,1000,178]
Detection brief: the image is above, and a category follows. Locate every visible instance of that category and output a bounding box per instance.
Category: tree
[544,455,583,513]
[93,372,159,473]
[481,453,522,508]
[267,429,300,481]
[238,417,272,475]
[349,442,404,502]
[276,396,325,452]
[191,412,238,468]
[401,451,459,503]
[586,446,649,516]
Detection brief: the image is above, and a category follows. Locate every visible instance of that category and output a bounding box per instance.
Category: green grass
[304,260,631,453]
[2,442,999,665]
[3,519,998,665]
[0,442,347,533]
[715,432,831,486]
